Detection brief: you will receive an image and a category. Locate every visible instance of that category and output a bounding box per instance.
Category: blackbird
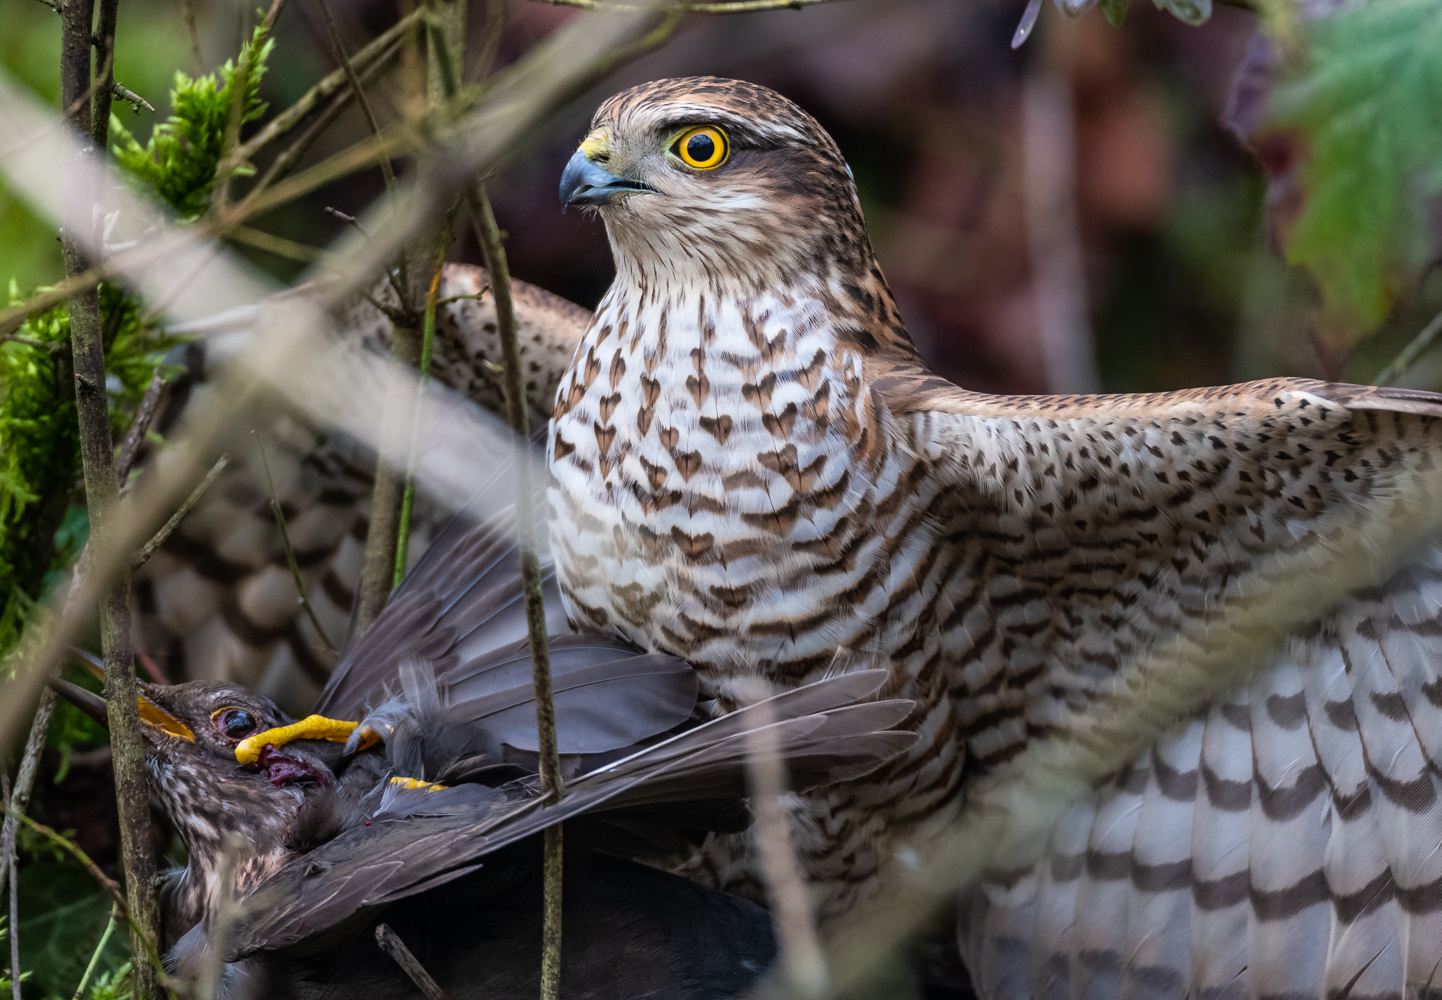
[56,502,916,999]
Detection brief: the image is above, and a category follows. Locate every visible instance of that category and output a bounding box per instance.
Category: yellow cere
[389,776,447,792]
[673,125,729,171]
[235,714,359,764]
[579,128,610,161]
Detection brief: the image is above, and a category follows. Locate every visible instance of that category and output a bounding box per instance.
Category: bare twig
[375,924,449,1000]
[231,11,419,168]
[1374,305,1442,386]
[468,183,564,1000]
[90,0,122,149]
[316,0,398,194]
[393,263,443,588]
[4,774,17,1000]
[227,224,325,263]
[253,435,337,651]
[72,903,118,1000]
[57,0,161,992]
[741,687,827,997]
[109,80,156,115]
[181,0,203,74]
[196,834,242,1000]
[0,271,105,340]
[116,367,166,488]
[131,454,229,571]
[0,689,58,906]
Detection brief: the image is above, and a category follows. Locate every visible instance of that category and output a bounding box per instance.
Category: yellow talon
[388,776,447,791]
[235,715,359,764]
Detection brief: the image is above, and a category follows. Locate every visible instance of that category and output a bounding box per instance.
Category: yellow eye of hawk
[672,126,729,170]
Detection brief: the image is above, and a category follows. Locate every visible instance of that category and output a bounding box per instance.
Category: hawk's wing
[874,372,1442,1000]
[226,671,917,958]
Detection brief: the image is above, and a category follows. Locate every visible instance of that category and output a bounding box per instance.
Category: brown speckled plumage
[549,77,1442,998]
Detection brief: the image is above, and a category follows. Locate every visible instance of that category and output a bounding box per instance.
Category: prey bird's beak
[47,677,194,742]
[559,147,656,208]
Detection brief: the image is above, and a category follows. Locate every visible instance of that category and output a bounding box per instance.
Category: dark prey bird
[57,503,917,999]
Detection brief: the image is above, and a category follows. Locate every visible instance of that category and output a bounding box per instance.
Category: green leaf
[16,864,129,1000]
[1101,0,1127,28]
[1271,0,1442,338]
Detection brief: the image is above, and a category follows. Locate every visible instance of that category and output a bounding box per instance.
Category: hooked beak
[48,677,194,742]
[559,148,656,208]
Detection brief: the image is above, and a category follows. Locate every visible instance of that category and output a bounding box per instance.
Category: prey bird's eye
[213,707,261,741]
[672,126,729,171]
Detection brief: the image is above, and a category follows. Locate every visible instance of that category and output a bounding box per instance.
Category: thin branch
[375,924,449,1000]
[195,834,242,1000]
[316,0,398,194]
[469,183,564,1000]
[109,80,156,114]
[131,454,229,571]
[393,262,443,588]
[116,367,166,488]
[741,687,827,997]
[4,773,17,1000]
[0,688,58,906]
[58,0,161,990]
[231,10,420,167]
[72,903,118,1000]
[91,0,122,150]
[181,0,202,74]
[253,434,337,651]
[1374,305,1442,387]
[227,224,326,263]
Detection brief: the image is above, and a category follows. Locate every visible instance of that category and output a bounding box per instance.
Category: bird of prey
[548,76,1442,998]
[58,501,915,999]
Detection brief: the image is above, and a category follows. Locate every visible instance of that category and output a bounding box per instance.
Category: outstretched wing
[227,671,917,958]
[874,371,1442,999]
[316,502,699,755]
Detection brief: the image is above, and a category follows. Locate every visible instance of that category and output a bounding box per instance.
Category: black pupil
[221,710,255,738]
[687,133,715,163]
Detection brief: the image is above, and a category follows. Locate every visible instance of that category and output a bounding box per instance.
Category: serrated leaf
[1270,0,1442,340]
[1101,0,1128,28]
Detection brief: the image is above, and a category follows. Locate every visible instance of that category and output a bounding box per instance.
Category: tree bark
[58,0,161,995]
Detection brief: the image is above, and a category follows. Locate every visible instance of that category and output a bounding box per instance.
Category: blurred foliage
[111,26,274,219]
[1272,0,1442,344]
[16,865,129,1000]
[0,284,174,669]
[0,288,78,667]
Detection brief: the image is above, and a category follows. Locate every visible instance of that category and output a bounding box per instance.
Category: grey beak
[49,676,109,726]
[559,149,656,208]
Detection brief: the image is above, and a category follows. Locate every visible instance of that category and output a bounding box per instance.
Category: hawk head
[560,77,875,293]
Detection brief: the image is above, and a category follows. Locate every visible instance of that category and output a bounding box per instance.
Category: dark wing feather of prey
[228,672,917,958]
[314,502,698,754]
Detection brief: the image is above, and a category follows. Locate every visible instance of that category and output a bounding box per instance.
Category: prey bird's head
[560,77,875,293]
[55,679,341,861]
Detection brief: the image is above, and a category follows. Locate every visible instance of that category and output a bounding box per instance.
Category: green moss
[110,26,274,219]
